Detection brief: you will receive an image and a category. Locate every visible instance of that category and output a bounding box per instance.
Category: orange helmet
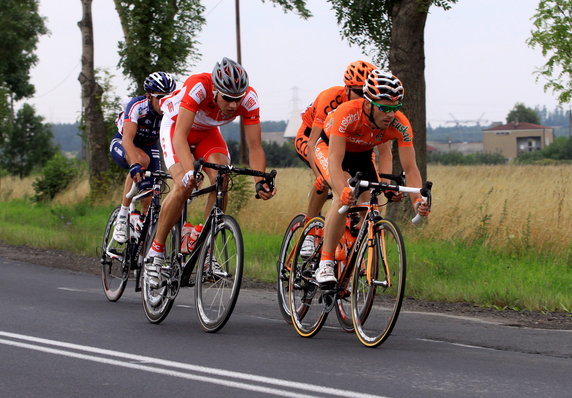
[344,60,376,86]
[364,69,404,102]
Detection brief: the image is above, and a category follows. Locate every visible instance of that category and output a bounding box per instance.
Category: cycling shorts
[160,116,230,170]
[314,137,378,184]
[109,138,161,191]
[294,125,312,167]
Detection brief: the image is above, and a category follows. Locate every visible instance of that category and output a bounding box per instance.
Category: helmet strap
[364,102,382,130]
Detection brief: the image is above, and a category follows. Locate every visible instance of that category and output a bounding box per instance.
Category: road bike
[141,159,276,332]
[276,191,358,331]
[288,172,432,347]
[100,170,173,302]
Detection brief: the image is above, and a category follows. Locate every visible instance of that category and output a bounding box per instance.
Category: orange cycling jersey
[300,86,348,131]
[160,73,260,129]
[323,99,414,152]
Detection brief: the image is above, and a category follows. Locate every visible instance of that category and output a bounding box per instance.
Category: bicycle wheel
[195,214,244,332]
[101,206,129,302]
[289,217,328,338]
[335,286,354,332]
[351,219,406,347]
[276,213,306,324]
[142,218,181,324]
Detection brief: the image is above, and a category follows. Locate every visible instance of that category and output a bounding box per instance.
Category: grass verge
[2,199,570,313]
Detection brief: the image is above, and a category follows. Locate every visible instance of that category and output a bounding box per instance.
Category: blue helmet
[144,71,176,93]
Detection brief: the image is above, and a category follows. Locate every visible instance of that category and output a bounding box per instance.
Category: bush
[33,153,79,201]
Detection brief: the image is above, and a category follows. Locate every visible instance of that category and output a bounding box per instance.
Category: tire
[351,219,406,348]
[101,206,129,302]
[142,216,181,324]
[195,215,244,332]
[276,213,306,324]
[289,217,328,338]
[335,288,354,332]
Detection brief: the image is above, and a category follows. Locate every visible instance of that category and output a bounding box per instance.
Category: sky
[24,0,562,128]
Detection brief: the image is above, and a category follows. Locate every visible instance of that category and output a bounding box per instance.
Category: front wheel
[351,219,406,348]
[101,206,129,302]
[276,213,306,324]
[195,215,244,332]
[289,217,328,338]
[142,218,181,324]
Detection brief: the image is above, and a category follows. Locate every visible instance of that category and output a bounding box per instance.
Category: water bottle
[130,210,141,241]
[181,222,194,254]
[188,224,203,252]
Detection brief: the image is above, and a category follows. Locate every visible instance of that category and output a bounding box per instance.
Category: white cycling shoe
[113,216,128,243]
[300,235,316,258]
[315,260,337,284]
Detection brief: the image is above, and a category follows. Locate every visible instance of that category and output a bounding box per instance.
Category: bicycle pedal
[322,293,336,313]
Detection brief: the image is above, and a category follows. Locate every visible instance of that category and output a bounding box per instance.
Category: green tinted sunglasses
[371,101,402,113]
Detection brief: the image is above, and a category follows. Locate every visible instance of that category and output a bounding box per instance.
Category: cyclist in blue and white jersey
[110,71,176,243]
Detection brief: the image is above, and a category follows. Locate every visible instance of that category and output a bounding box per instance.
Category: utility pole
[235,0,248,164]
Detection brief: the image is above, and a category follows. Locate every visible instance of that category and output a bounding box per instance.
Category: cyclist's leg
[110,138,132,242]
[313,140,346,283]
[193,127,230,219]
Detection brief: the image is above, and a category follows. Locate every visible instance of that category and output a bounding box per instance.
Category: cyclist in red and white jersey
[313,69,430,284]
[110,72,176,243]
[295,60,376,256]
[145,57,276,287]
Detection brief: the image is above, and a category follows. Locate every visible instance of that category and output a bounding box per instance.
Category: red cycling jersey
[159,73,261,168]
[161,73,260,129]
[322,99,414,152]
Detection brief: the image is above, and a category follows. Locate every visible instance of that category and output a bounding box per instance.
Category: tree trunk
[78,0,108,188]
[387,0,429,221]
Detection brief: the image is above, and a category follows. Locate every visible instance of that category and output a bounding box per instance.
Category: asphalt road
[1,257,570,398]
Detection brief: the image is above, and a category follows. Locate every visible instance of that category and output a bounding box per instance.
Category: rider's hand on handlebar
[340,186,355,206]
[129,163,145,183]
[255,181,276,200]
[182,170,199,188]
[414,198,430,217]
[313,175,328,193]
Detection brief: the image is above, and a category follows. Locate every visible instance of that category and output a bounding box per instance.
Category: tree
[0,104,56,177]
[78,0,109,186]
[527,0,572,104]
[328,0,458,183]
[113,0,206,92]
[0,0,48,102]
[506,103,541,124]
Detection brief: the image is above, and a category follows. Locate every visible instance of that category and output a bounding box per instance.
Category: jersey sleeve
[239,88,260,125]
[180,74,210,113]
[388,111,414,147]
[311,87,346,130]
[323,103,361,139]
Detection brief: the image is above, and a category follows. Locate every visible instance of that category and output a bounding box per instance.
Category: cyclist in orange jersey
[295,60,376,256]
[144,57,276,288]
[313,69,430,284]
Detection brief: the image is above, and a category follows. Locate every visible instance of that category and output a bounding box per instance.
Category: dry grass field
[3,164,572,254]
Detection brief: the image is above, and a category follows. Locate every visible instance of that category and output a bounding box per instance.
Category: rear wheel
[276,213,306,324]
[101,207,129,302]
[142,215,181,324]
[195,215,244,332]
[289,217,328,338]
[351,219,406,348]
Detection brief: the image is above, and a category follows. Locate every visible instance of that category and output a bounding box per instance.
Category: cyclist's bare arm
[398,145,428,214]
[245,123,275,199]
[327,134,349,200]
[307,125,323,178]
[376,141,393,181]
[122,121,143,182]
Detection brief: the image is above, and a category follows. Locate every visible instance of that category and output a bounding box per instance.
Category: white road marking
[0,331,387,398]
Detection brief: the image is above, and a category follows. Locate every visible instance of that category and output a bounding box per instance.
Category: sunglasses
[150,93,168,100]
[349,87,364,98]
[371,101,402,113]
[220,93,245,103]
